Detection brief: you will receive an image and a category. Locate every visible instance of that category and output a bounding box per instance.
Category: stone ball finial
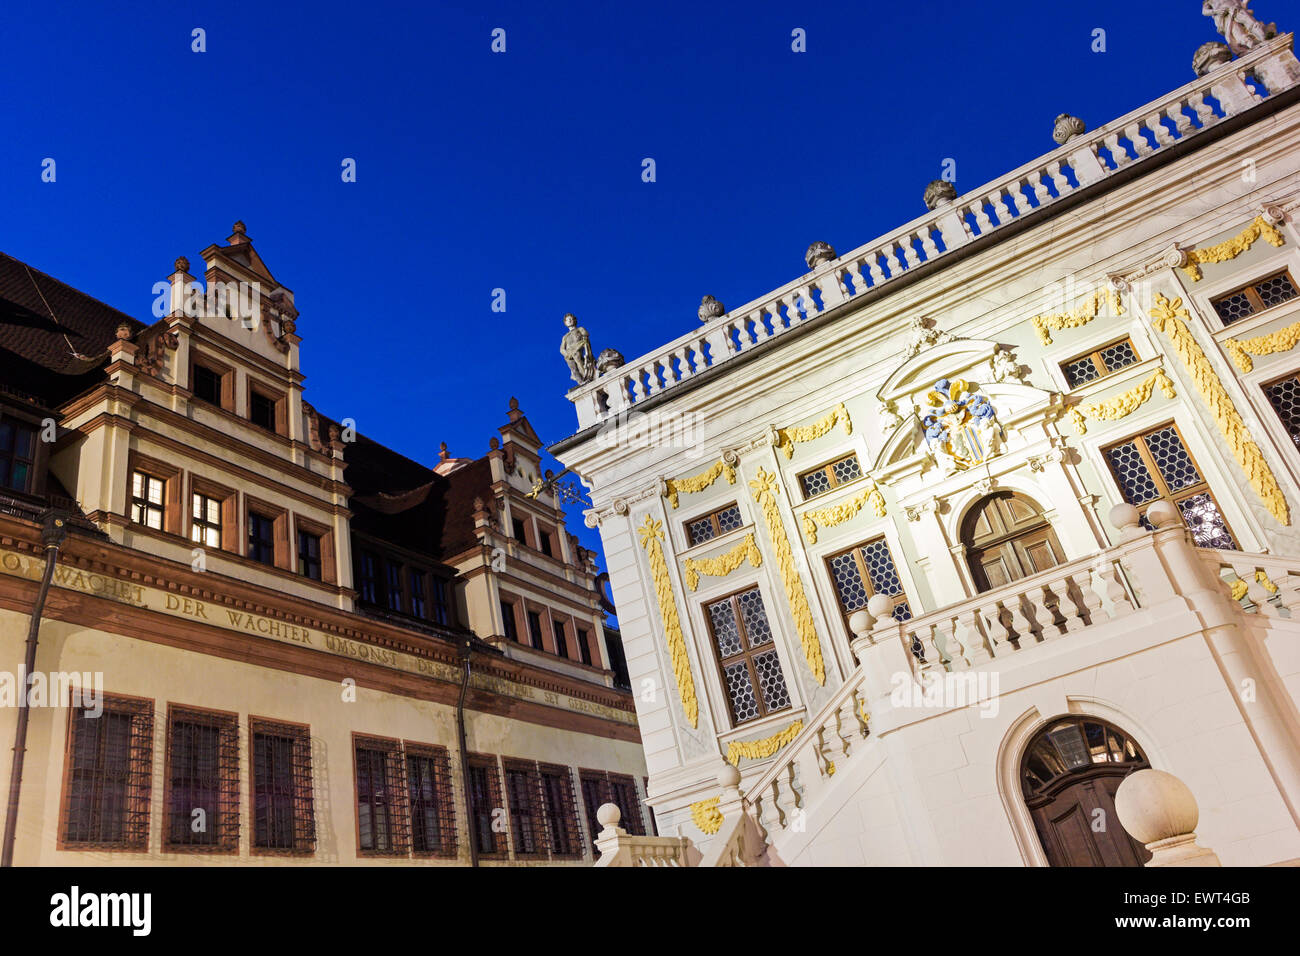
[174,256,190,274]
[115,323,132,341]
[698,295,725,323]
[1114,769,1199,846]
[923,179,957,211]
[1147,499,1181,530]
[805,241,837,270]
[489,436,500,450]
[1052,113,1087,146]
[596,802,621,829]
[848,609,873,639]
[718,764,742,790]
[1109,503,1140,531]
[231,220,246,236]
[1192,41,1233,77]
[867,593,895,622]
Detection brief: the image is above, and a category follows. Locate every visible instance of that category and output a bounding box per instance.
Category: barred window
[703,586,792,726]
[355,737,409,855]
[466,754,506,857]
[504,761,548,859]
[799,453,862,499]
[406,744,456,858]
[131,470,165,530]
[538,764,582,859]
[1103,423,1236,549]
[164,706,239,852]
[827,537,913,624]
[1060,338,1140,388]
[579,770,646,848]
[250,719,315,853]
[1211,270,1299,325]
[0,420,36,494]
[62,695,153,850]
[685,502,744,546]
[1263,371,1300,452]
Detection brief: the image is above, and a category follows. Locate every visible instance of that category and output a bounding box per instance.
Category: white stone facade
[558,33,1300,865]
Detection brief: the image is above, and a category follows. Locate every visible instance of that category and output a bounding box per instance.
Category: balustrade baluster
[1276,572,1300,617]
[933,618,966,671]
[1146,114,1176,148]
[1008,179,1034,214]
[972,201,993,234]
[980,601,1011,651]
[1037,582,1064,638]
[1046,161,1070,195]
[1069,569,1104,624]
[900,238,920,269]
[1094,561,1134,615]
[867,253,886,285]
[989,189,1013,224]
[1188,91,1217,127]
[919,227,939,259]
[1027,171,1051,204]
[1008,595,1043,646]
[1126,122,1154,156]
[1230,562,1281,617]
[954,608,993,665]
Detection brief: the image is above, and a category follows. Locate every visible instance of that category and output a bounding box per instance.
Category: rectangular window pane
[63,698,152,849]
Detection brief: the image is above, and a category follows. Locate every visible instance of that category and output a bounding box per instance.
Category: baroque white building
[553,16,1300,866]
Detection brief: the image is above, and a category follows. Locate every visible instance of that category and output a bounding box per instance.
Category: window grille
[504,761,548,859]
[62,696,153,849]
[355,736,410,855]
[406,744,457,858]
[466,754,507,857]
[538,763,581,859]
[250,719,315,853]
[164,706,239,851]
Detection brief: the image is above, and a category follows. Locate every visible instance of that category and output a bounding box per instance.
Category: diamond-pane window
[1103,423,1236,549]
[1212,270,1299,326]
[827,537,912,623]
[703,587,791,726]
[1061,338,1139,388]
[1264,374,1300,450]
[799,453,862,500]
[685,503,744,545]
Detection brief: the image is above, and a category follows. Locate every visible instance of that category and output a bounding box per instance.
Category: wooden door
[963,492,1064,593]
[1029,769,1151,867]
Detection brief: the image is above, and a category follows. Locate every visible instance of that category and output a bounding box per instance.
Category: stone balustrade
[592,803,696,866]
[567,34,1300,431]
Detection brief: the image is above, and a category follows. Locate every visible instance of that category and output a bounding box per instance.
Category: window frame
[293,517,331,583]
[404,742,457,859]
[525,608,544,651]
[187,476,236,553]
[503,759,549,859]
[465,753,507,859]
[684,502,743,546]
[162,703,240,853]
[797,452,863,500]
[248,716,316,856]
[188,352,234,412]
[1210,268,1300,326]
[825,535,913,626]
[702,585,792,727]
[352,734,410,857]
[500,597,520,642]
[127,453,181,536]
[246,379,287,436]
[1101,421,1237,547]
[551,617,569,658]
[576,626,593,666]
[245,497,289,568]
[0,416,39,495]
[1059,337,1140,388]
[58,692,154,852]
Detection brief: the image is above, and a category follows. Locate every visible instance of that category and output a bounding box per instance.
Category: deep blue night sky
[0,0,1250,558]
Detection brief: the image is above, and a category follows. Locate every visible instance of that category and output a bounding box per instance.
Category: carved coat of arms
[920,378,1003,471]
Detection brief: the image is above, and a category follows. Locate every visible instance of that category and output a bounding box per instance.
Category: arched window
[961,491,1064,592]
[1020,716,1151,867]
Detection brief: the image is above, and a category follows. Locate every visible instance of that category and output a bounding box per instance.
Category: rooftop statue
[560,312,596,385]
[1203,0,1277,56]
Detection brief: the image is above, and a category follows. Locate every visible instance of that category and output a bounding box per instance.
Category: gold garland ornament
[1181,216,1285,282]
[1224,319,1300,374]
[664,459,736,510]
[1031,287,1124,346]
[690,797,724,835]
[637,516,699,727]
[774,403,852,459]
[1230,569,1279,602]
[725,719,804,765]
[750,468,825,684]
[800,482,887,544]
[683,532,762,591]
[1068,368,1177,436]
[1148,294,1289,525]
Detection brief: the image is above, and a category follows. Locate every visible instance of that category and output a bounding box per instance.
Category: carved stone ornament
[1163,246,1189,269]
[990,344,1025,384]
[805,241,837,270]
[1203,0,1277,57]
[173,256,190,274]
[560,312,597,385]
[595,348,624,374]
[878,400,905,434]
[902,315,956,358]
[1052,113,1087,146]
[923,179,957,211]
[920,378,1004,474]
[1192,40,1234,76]
[1263,204,1287,226]
[698,295,725,322]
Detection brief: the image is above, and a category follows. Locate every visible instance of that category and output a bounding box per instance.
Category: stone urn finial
[173,256,190,274]
[595,348,625,375]
[923,179,957,211]
[1052,114,1087,146]
[1192,40,1233,76]
[698,295,725,322]
[1114,769,1222,867]
[805,241,837,270]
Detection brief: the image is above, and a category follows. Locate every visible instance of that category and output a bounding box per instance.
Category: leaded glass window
[1211,270,1299,325]
[827,537,913,622]
[1060,338,1139,388]
[798,453,862,499]
[703,587,791,726]
[685,503,744,545]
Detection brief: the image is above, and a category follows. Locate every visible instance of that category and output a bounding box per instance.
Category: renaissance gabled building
[0,223,646,865]
[555,19,1300,866]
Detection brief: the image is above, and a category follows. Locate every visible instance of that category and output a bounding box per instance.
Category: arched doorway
[962,491,1064,592]
[1020,716,1152,867]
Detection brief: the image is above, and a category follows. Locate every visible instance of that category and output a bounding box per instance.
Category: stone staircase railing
[592,804,697,866]
[1197,547,1300,615]
[568,35,1300,431]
